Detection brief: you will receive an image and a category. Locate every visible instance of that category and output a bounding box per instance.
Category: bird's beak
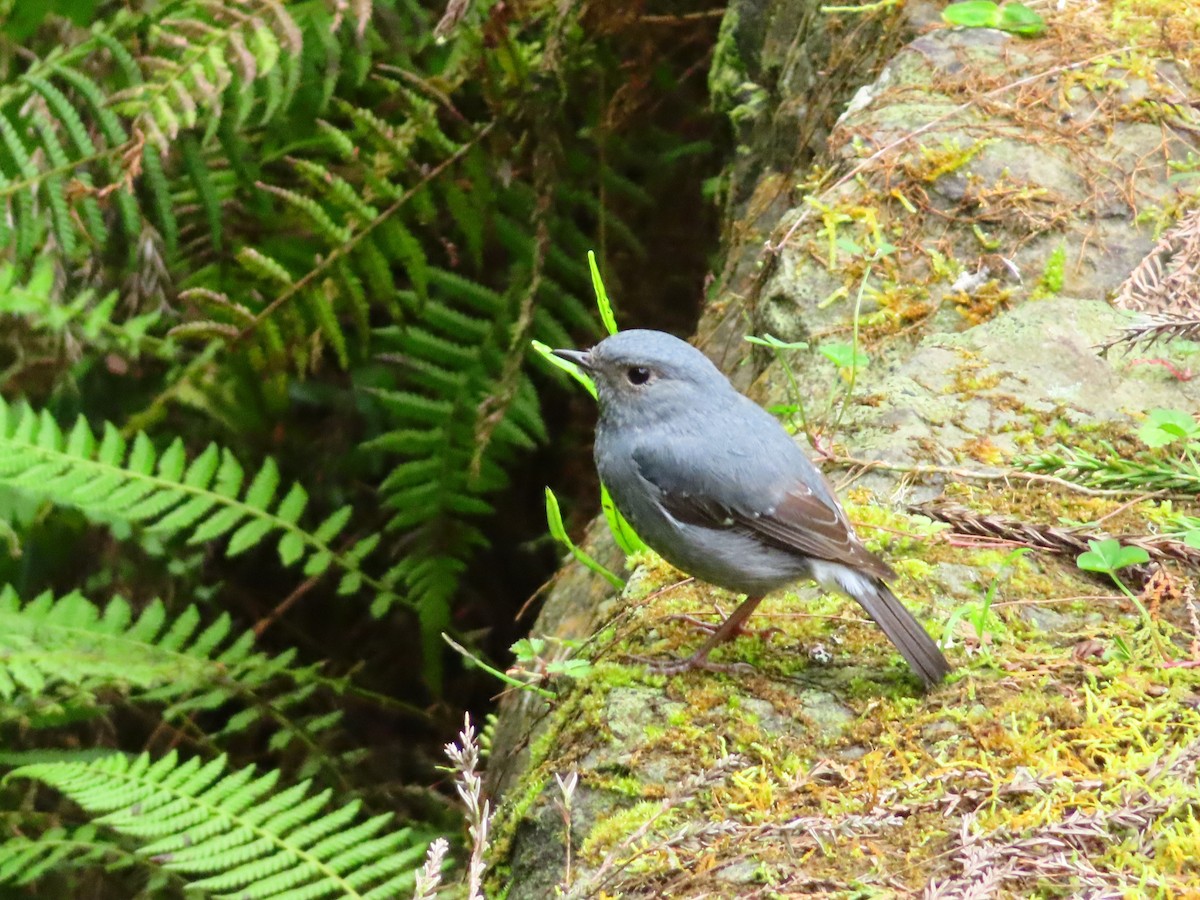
[551,348,593,371]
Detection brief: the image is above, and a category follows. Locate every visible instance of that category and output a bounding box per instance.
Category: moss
[588,774,647,798]
[1032,243,1067,298]
[579,801,673,863]
[952,280,1015,327]
[497,8,1200,885]
[903,136,993,183]
[500,487,1200,892]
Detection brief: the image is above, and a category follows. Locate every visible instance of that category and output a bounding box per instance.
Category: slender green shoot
[830,260,872,433]
[545,488,625,589]
[601,483,646,554]
[942,547,1030,650]
[1076,538,1169,659]
[442,634,556,700]
[744,334,816,447]
[588,250,619,336]
[532,339,597,398]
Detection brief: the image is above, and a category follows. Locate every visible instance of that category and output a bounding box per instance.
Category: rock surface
[489,3,1200,896]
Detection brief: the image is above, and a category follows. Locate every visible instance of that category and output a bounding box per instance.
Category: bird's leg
[667,601,781,643]
[637,595,765,675]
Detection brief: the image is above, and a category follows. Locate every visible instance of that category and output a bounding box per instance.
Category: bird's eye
[626,366,651,385]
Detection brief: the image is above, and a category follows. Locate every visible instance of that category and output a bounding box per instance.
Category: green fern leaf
[28,108,78,259]
[0,825,118,887]
[8,751,428,897]
[0,399,402,613]
[0,587,318,729]
[180,131,225,252]
[238,246,294,286]
[140,144,179,255]
[0,114,40,259]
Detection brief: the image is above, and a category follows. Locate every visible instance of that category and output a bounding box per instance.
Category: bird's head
[552,329,732,428]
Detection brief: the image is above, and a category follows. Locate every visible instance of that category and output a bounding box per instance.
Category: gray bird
[552,329,950,687]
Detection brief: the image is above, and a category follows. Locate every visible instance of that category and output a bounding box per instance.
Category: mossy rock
[489,2,1200,896]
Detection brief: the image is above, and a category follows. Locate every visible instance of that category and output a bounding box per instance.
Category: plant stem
[830,261,871,434]
[1110,573,1172,660]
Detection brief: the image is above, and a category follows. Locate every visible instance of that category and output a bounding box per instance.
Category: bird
[552,329,950,688]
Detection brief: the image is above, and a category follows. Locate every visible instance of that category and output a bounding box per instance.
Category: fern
[0,259,171,370]
[0,585,317,728]
[0,824,148,891]
[0,586,364,788]
[6,751,431,897]
[175,89,483,371]
[0,397,401,611]
[0,0,718,895]
[0,0,306,269]
[158,69,602,690]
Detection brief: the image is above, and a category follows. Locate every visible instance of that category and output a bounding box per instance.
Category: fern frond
[0,112,42,260]
[0,260,171,362]
[0,398,403,612]
[0,824,137,888]
[107,2,303,153]
[0,0,312,275]
[7,751,430,898]
[0,586,317,729]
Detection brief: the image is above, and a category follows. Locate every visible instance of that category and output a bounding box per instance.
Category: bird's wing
[631,442,894,580]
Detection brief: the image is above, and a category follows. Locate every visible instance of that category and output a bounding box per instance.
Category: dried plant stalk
[1096,310,1200,356]
[1113,207,1200,314]
[912,500,1200,581]
[1098,206,1200,355]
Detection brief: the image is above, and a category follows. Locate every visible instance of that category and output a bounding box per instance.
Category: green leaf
[544,487,624,590]
[588,250,619,335]
[1076,538,1149,574]
[835,237,864,257]
[277,532,305,566]
[941,0,1045,35]
[510,637,546,663]
[532,340,597,399]
[1137,409,1200,449]
[546,657,592,678]
[313,506,352,543]
[274,483,308,525]
[227,519,274,557]
[997,2,1045,36]
[819,341,869,371]
[942,1,1001,27]
[7,750,429,896]
[600,483,645,554]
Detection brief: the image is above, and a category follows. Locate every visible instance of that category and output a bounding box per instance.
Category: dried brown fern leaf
[912,500,1200,585]
[1097,207,1200,356]
[1112,206,1200,314]
[1095,310,1200,357]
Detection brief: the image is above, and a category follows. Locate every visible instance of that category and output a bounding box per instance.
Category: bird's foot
[628,650,756,676]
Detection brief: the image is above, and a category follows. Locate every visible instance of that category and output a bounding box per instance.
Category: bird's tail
[850,580,951,688]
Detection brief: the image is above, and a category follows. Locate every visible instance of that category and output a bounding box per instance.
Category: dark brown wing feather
[654,480,895,581]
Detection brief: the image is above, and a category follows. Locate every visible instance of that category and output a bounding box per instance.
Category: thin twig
[254,573,323,638]
[832,455,1170,498]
